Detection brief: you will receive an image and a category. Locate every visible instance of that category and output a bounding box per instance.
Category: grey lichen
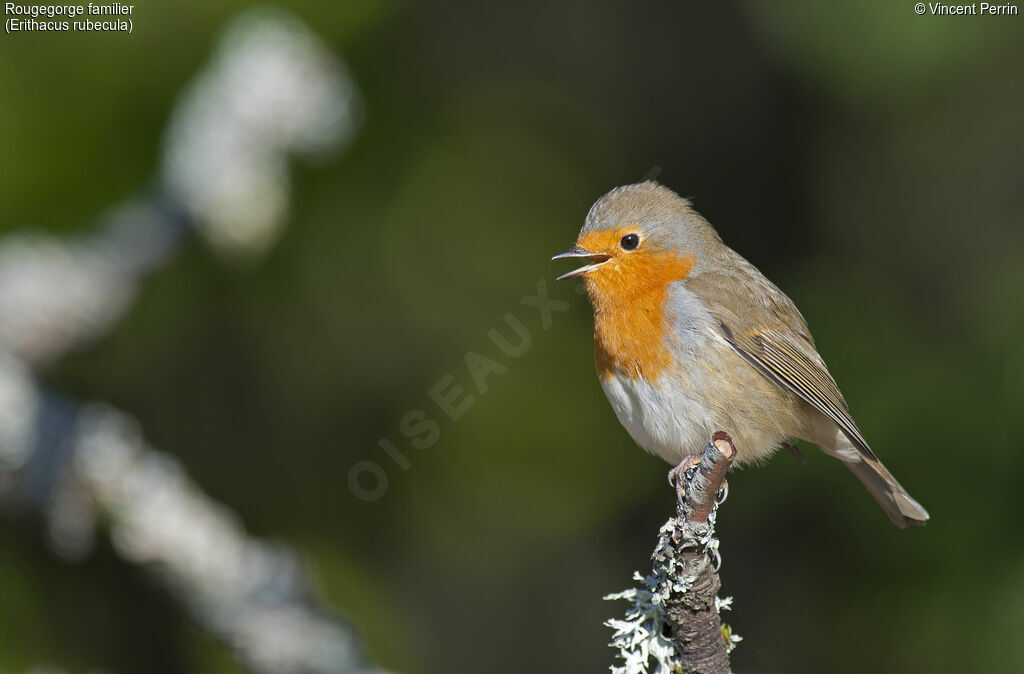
[605,568,678,674]
[605,439,741,673]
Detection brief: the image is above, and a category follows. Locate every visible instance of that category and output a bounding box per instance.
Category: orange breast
[578,231,696,382]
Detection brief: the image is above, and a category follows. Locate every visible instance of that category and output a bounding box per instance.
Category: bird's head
[552,182,717,309]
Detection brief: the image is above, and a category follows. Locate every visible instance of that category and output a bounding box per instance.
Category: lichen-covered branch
[606,431,740,674]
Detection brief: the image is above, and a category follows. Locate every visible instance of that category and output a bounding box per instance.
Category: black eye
[620,234,639,251]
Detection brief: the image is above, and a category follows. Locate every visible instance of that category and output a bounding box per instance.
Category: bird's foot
[667,456,703,502]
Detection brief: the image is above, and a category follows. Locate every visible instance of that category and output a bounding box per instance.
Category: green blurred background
[2,0,1023,672]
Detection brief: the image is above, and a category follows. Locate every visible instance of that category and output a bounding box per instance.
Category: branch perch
[662,430,737,672]
[606,431,740,674]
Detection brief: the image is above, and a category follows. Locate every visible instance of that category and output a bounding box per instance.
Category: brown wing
[686,255,877,461]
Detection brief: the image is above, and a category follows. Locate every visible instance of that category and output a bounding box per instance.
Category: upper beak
[551,247,611,280]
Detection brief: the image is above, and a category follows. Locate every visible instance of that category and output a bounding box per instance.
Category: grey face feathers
[581,181,722,267]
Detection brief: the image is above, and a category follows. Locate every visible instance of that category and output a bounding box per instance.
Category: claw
[667,456,702,501]
[716,479,729,505]
[710,545,722,572]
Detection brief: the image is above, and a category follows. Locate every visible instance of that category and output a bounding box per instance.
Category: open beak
[551,247,611,280]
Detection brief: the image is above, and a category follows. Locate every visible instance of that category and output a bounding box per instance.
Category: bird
[552,181,929,528]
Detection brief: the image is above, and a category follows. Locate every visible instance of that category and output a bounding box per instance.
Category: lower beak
[551,248,611,280]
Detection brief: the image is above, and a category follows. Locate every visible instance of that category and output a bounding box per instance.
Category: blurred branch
[0,7,381,673]
[162,6,360,258]
[606,431,740,674]
[0,353,386,674]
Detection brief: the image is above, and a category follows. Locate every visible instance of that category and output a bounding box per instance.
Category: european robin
[553,182,928,528]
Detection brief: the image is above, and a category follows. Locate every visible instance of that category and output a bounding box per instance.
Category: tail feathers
[843,457,930,529]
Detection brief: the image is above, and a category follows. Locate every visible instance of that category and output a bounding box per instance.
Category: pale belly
[600,370,718,465]
[598,327,808,466]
